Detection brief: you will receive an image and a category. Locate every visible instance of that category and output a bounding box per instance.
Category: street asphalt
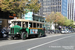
[0,33,75,50]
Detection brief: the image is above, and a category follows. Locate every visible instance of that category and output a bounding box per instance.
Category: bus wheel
[21,32,26,40]
[38,33,41,38]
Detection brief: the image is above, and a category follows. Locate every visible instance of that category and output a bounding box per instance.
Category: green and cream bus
[9,19,45,40]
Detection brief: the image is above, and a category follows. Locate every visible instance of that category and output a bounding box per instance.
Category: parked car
[61,29,69,34]
[61,30,67,34]
[47,30,61,34]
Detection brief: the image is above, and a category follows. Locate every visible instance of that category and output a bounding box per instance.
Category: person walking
[59,26,62,33]
[2,26,8,38]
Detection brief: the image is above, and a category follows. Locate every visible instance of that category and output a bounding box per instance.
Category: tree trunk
[18,12,22,19]
[55,22,56,29]
[50,22,51,30]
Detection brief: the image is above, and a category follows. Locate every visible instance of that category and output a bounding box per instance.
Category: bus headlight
[17,32,19,34]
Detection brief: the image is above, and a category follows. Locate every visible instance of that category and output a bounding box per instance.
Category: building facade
[74,8,75,21]
[39,0,68,17]
[62,0,67,17]
[67,0,74,21]
[39,0,75,21]
[74,0,75,21]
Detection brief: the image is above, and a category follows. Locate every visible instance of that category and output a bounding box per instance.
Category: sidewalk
[46,33,61,36]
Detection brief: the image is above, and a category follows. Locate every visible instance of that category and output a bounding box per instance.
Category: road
[0,33,75,50]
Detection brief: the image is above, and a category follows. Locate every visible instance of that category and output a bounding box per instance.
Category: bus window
[25,22,28,28]
[29,22,32,28]
[33,23,36,28]
[13,21,21,26]
[22,22,24,27]
[40,24,42,28]
[22,22,26,28]
[12,21,17,25]
[37,23,40,28]
[17,22,21,26]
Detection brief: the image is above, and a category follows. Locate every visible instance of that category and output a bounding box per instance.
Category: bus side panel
[38,29,45,35]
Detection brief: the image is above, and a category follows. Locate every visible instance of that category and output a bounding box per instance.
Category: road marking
[27,35,72,50]
[0,34,62,47]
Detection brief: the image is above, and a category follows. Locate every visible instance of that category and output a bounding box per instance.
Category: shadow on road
[0,35,47,41]
[0,38,8,41]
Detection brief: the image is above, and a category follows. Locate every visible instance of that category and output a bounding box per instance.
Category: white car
[61,29,68,34]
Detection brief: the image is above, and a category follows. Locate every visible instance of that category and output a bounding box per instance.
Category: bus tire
[21,32,26,40]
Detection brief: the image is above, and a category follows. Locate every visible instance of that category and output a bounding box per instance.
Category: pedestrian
[2,26,8,38]
[43,27,45,31]
[3,26,7,31]
[59,26,62,32]
[7,26,10,33]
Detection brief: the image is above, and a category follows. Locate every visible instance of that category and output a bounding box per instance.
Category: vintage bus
[9,19,45,40]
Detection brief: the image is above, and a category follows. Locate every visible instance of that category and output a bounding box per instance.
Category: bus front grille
[11,28,14,34]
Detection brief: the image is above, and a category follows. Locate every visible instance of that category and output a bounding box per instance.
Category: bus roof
[11,19,44,24]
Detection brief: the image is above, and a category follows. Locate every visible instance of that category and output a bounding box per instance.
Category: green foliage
[46,12,65,25]
[26,0,41,13]
[0,0,41,18]
[0,0,28,16]
[46,12,74,27]
[63,17,74,26]
[45,11,55,23]
[72,25,75,28]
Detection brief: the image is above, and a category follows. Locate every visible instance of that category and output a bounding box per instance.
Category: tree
[55,12,65,25]
[0,0,41,18]
[62,17,74,27]
[45,12,55,29]
[26,0,41,13]
[45,11,75,29]
[0,0,28,17]
[46,12,55,23]
[68,20,74,27]
[45,12,67,29]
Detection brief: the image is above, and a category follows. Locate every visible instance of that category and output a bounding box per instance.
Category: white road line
[0,34,62,47]
[27,35,72,50]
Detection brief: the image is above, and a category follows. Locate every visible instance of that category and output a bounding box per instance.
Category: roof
[10,19,44,24]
